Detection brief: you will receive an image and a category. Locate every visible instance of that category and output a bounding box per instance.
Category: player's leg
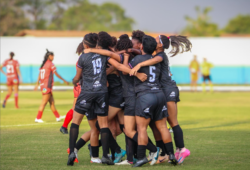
[202,75,206,92]
[208,76,213,92]
[35,93,51,122]
[167,101,190,164]
[60,98,77,134]
[13,84,19,108]
[2,85,12,108]
[48,94,64,121]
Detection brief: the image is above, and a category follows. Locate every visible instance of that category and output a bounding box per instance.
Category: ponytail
[40,49,54,68]
[76,41,84,55]
[160,35,192,57]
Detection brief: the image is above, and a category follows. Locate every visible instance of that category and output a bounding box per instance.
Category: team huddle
[1,30,192,167]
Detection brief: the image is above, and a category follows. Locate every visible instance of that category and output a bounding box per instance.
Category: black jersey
[107,74,122,89]
[129,54,161,96]
[118,54,135,97]
[77,52,108,92]
[155,51,177,88]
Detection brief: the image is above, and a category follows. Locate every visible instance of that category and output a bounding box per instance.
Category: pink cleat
[175,148,180,161]
[178,148,190,164]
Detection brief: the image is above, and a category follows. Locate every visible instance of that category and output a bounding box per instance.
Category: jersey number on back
[40,69,45,79]
[92,58,102,75]
[149,66,156,82]
[6,65,14,73]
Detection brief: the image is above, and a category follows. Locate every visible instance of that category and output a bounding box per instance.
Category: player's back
[40,60,56,88]
[129,54,161,96]
[77,52,107,93]
[3,59,19,78]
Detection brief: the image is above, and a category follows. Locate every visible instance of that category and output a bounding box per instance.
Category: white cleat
[115,160,132,165]
[90,157,102,163]
[35,118,44,123]
[56,115,65,122]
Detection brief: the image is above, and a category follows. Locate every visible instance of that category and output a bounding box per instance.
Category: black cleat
[60,126,68,134]
[132,157,149,167]
[168,153,178,165]
[88,144,92,158]
[67,152,76,166]
[101,156,114,165]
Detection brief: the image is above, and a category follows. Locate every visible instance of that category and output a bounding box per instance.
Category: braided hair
[159,35,192,57]
[40,49,54,69]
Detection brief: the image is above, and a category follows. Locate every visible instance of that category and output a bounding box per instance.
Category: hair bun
[119,34,129,40]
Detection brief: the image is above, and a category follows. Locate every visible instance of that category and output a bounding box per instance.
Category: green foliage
[224,14,250,34]
[182,6,220,36]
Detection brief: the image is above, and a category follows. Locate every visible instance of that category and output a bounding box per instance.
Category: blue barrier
[0,65,249,84]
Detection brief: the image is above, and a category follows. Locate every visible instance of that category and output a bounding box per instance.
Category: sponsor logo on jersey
[144,108,150,113]
[151,87,159,90]
[120,102,125,107]
[80,100,86,105]
[162,105,167,111]
[42,88,47,93]
[93,81,101,88]
[101,102,106,108]
[170,91,175,97]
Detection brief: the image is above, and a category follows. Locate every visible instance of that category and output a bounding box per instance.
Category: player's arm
[122,53,131,75]
[0,65,7,76]
[73,67,82,86]
[16,67,22,83]
[54,71,69,85]
[108,58,147,82]
[84,49,121,62]
[34,74,40,91]
[129,56,163,76]
[106,65,116,75]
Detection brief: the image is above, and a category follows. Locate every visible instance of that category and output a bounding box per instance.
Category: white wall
[1,37,250,66]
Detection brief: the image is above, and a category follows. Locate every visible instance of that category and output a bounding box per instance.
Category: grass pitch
[1,91,250,170]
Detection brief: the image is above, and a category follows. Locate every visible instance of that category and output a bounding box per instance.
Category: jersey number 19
[92,58,102,75]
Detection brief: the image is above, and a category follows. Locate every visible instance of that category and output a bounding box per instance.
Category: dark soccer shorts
[108,86,124,109]
[74,92,108,118]
[162,86,180,103]
[135,92,168,121]
[124,95,136,116]
[202,75,211,81]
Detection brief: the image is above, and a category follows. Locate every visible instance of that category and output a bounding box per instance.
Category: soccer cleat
[115,159,133,165]
[168,153,178,165]
[88,144,92,158]
[132,157,149,167]
[60,126,68,134]
[56,115,66,122]
[113,149,126,163]
[133,158,138,164]
[67,152,76,166]
[90,157,102,163]
[149,147,161,165]
[101,156,114,165]
[155,155,168,164]
[2,100,6,108]
[169,128,173,133]
[35,118,44,123]
[175,148,180,161]
[178,148,190,164]
[74,148,79,163]
[67,148,70,154]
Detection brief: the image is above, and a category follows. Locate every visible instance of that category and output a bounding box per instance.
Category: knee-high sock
[69,123,79,154]
[3,94,10,105]
[100,128,110,158]
[164,142,174,155]
[62,109,73,128]
[137,145,147,159]
[156,140,166,156]
[36,111,43,119]
[132,132,157,152]
[126,135,134,162]
[75,138,86,150]
[108,129,121,153]
[53,110,60,118]
[172,125,184,149]
[14,93,18,107]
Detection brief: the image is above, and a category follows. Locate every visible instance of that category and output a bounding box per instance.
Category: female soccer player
[189,55,200,92]
[130,34,192,164]
[34,49,69,123]
[1,52,22,108]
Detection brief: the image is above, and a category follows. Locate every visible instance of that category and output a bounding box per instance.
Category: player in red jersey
[34,49,69,123]
[60,42,83,134]
[0,52,22,108]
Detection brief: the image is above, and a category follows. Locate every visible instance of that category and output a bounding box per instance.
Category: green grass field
[1,91,250,170]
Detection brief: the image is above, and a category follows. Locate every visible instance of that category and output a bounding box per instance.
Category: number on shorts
[6,65,14,73]
[40,69,45,79]
[92,58,102,75]
[149,66,156,82]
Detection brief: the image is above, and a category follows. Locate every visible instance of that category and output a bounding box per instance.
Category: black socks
[132,132,157,153]
[156,140,166,156]
[126,135,134,162]
[75,138,86,150]
[69,123,79,154]
[91,146,99,157]
[137,145,147,159]
[100,128,110,158]
[164,142,174,155]
[173,125,184,148]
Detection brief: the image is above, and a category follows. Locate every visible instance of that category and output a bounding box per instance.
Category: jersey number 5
[92,58,102,75]
[149,66,156,82]
[40,69,45,79]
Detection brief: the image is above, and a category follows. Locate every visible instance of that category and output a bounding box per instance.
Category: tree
[182,6,220,36]
[224,15,250,34]
[49,0,134,31]
[0,0,28,36]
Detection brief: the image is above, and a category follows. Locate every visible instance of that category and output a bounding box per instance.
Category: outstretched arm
[54,71,69,85]
[34,74,40,91]
[16,67,22,84]
[108,58,147,82]
[84,48,121,62]
[129,56,163,76]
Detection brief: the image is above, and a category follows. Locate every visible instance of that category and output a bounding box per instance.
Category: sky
[89,0,250,33]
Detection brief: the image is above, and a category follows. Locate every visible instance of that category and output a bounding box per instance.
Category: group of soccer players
[0,30,192,167]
